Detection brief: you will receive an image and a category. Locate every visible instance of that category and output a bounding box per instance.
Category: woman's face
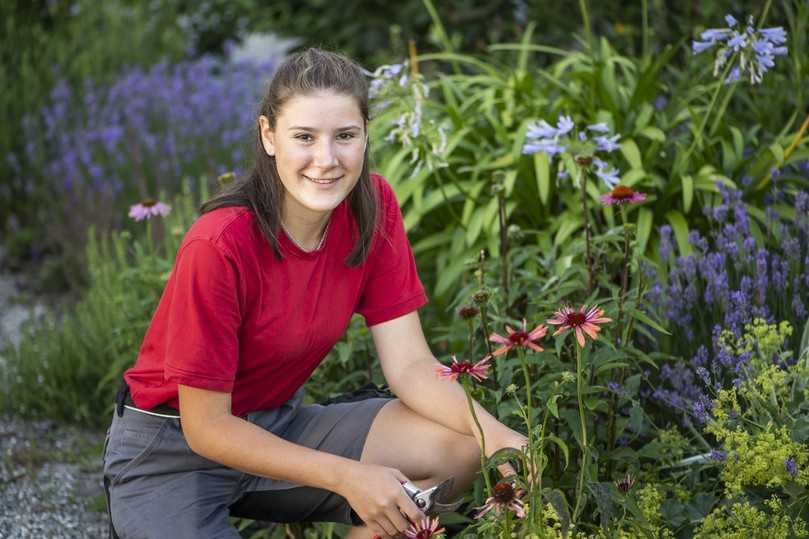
[259,90,367,222]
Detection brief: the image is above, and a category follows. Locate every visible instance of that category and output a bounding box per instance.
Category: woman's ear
[258,115,275,157]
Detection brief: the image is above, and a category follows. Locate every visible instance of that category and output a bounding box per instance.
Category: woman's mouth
[304,175,342,185]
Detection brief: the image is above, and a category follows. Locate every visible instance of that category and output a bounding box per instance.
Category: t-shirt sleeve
[356,177,428,326]
[163,238,241,392]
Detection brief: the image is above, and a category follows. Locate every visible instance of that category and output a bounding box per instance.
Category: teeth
[306,175,340,183]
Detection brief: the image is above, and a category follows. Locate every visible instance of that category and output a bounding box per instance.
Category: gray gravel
[0,415,108,538]
[0,246,108,537]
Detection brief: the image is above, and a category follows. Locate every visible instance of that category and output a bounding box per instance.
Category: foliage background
[2,0,809,537]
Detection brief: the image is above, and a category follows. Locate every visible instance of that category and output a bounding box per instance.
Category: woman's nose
[312,140,339,167]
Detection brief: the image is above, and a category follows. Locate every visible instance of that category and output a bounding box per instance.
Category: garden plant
[2,0,809,537]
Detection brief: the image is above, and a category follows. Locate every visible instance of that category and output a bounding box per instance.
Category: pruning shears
[400,478,464,514]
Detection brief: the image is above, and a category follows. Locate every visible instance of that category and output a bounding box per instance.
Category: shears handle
[400,480,429,509]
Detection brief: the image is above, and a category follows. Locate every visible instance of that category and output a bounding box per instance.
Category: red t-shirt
[124,173,427,416]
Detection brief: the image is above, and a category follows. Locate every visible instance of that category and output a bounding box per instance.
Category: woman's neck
[280,209,331,252]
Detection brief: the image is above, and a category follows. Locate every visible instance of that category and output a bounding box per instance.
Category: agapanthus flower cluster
[522,115,623,188]
[370,61,448,174]
[692,14,788,84]
[368,61,409,101]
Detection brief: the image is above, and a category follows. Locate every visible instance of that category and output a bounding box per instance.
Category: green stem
[580,167,593,294]
[641,0,649,60]
[536,408,550,535]
[572,345,589,525]
[146,219,154,255]
[463,378,492,496]
[497,183,510,303]
[578,0,592,49]
[518,349,536,492]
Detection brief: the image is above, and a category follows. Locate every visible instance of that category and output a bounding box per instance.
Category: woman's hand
[336,461,425,538]
[484,424,529,479]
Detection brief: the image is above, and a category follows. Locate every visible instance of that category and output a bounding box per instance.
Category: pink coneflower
[547,304,612,347]
[435,355,491,382]
[489,319,547,356]
[404,516,445,539]
[128,199,171,221]
[600,185,646,205]
[615,472,636,493]
[474,481,526,519]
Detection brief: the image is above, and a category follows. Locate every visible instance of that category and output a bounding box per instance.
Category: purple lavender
[785,458,798,478]
[648,180,809,426]
[12,54,278,236]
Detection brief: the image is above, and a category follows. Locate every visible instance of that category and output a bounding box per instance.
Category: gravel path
[0,246,109,537]
[0,415,108,538]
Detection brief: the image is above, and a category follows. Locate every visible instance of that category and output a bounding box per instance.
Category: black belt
[115,380,180,418]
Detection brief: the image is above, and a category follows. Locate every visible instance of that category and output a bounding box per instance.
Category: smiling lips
[304,175,342,185]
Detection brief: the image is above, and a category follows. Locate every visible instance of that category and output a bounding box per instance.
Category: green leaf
[546,393,561,419]
[731,126,744,159]
[620,139,642,170]
[534,152,551,205]
[630,307,671,335]
[595,361,630,376]
[770,142,785,166]
[638,126,665,142]
[621,168,646,186]
[800,317,809,361]
[636,208,653,254]
[546,435,570,470]
[554,215,582,246]
[665,210,691,256]
[682,175,694,213]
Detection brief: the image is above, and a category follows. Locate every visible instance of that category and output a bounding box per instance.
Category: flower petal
[574,327,586,347]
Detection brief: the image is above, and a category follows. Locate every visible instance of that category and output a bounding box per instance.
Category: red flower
[615,472,636,493]
[405,516,445,539]
[435,355,492,382]
[489,319,547,356]
[600,185,647,205]
[547,304,612,347]
[474,481,526,519]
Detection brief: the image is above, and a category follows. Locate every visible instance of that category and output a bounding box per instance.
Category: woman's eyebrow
[287,125,363,132]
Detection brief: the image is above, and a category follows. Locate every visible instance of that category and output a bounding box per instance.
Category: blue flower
[710,449,727,461]
[595,134,621,153]
[784,458,798,478]
[526,119,558,139]
[692,41,716,55]
[693,14,789,85]
[587,123,610,133]
[556,115,575,135]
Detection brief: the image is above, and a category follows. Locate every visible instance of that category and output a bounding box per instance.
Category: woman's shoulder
[181,205,257,254]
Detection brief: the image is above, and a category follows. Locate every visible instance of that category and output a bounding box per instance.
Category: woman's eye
[338,133,356,140]
[294,133,313,141]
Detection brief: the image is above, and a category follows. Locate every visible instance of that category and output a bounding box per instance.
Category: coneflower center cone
[508,331,530,345]
[565,312,587,326]
[609,185,635,199]
[493,482,516,504]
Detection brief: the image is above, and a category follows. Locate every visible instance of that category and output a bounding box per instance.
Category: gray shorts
[103,388,392,538]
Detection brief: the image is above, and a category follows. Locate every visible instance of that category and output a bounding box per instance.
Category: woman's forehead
[278,91,364,129]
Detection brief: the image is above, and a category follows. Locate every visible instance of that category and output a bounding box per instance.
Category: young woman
[103,48,526,539]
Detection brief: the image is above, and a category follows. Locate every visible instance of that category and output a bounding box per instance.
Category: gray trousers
[103,388,391,538]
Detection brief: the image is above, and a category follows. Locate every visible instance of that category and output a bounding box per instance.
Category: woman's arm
[370,311,527,456]
[178,384,423,537]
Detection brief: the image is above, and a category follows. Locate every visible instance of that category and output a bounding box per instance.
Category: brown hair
[200,48,377,266]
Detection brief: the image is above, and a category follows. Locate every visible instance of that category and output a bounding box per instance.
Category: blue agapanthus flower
[522,115,622,188]
[692,14,788,84]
